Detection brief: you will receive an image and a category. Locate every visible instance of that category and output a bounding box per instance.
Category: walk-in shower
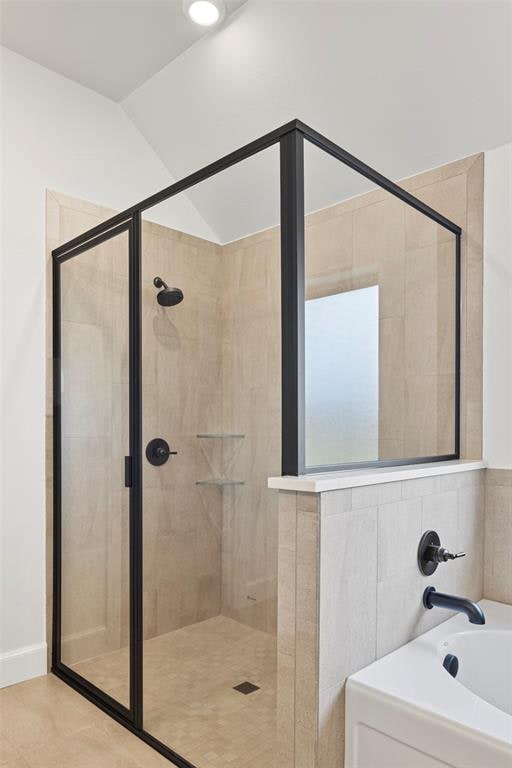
[50,119,461,768]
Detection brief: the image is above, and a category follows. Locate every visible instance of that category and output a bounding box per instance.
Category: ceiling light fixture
[183,0,226,27]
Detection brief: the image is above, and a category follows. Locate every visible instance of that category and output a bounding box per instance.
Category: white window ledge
[267,460,486,493]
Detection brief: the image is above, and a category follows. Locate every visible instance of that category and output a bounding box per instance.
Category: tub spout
[423,586,485,625]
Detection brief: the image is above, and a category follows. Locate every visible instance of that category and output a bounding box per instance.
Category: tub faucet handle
[418,530,466,575]
[434,547,465,562]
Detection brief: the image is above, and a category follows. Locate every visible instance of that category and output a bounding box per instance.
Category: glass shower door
[139,146,281,768]
[54,222,134,716]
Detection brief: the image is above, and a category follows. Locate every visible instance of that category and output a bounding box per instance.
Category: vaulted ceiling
[2,0,511,242]
[0,0,247,100]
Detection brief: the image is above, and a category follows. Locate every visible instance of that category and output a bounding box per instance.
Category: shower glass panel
[304,140,458,469]
[139,145,281,766]
[59,228,131,708]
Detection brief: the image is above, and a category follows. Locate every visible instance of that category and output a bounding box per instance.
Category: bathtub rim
[346,599,512,748]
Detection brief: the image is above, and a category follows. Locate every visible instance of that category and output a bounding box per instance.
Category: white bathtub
[345,600,512,768]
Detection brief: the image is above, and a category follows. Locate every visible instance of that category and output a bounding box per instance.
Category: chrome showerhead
[153,276,184,307]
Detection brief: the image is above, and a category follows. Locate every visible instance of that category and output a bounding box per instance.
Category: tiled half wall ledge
[270,464,512,768]
[268,459,486,493]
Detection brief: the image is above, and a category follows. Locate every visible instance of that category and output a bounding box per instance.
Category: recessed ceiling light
[183,0,226,27]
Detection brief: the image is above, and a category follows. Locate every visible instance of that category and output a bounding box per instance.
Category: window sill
[267,460,486,493]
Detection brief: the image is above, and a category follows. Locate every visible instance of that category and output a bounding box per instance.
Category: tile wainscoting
[275,467,504,768]
[484,468,512,603]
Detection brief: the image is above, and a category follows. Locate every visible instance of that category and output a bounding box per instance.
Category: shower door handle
[124,456,133,487]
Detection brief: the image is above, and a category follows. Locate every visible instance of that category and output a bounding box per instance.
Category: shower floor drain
[233,681,260,695]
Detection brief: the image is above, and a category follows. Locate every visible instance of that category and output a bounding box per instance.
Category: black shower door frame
[51,216,144,722]
[52,119,462,767]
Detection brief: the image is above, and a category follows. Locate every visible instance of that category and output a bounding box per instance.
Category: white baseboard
[0,642,47,688]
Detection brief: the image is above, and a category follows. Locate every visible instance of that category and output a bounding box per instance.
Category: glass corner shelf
[196,433,245,438]
[195,479,245,486]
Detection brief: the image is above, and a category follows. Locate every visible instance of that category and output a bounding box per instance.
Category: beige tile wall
[45,194,224,676]
[276,491,320,768]
[305,154,484,461]
[47,193,283,660]
[404,157,484,459]
[215,154,484,476]
[46,193,132,684]
[484,468,512,603]
[140,220,224,640]
[276,469,486,768]
[218,155,483,636]
[60,236,130,672]
[220,228,281,634]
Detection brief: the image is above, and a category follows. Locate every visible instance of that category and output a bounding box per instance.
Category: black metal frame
[52,221,134,725]
[52,220,195,768]
[52,119,462,766]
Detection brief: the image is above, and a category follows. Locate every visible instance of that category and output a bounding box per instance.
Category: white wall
[483,143,512,470]
[0,46,214,687]
[123,0,512,242]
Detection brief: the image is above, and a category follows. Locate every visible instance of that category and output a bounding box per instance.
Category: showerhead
[153,277,184,307]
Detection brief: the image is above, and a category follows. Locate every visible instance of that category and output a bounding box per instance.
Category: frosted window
[305,286,379,467]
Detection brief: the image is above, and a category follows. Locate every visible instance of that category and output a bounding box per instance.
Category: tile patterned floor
[1,617,277,768]
[142,617,277,768]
